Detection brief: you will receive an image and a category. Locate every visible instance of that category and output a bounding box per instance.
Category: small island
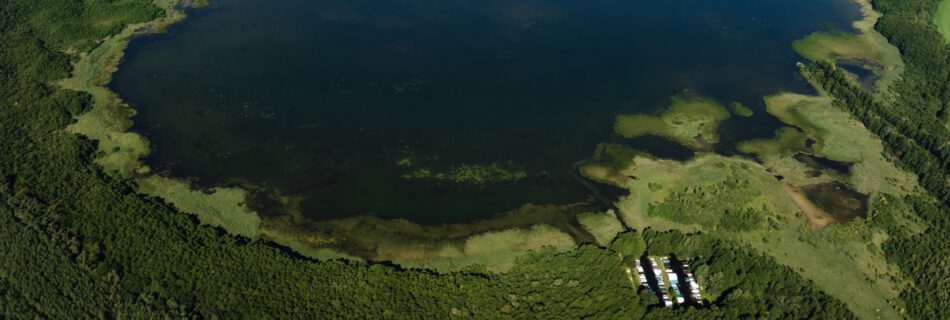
[615,95,730,149]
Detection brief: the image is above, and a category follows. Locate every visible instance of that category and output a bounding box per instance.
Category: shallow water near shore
[112,0,859,224]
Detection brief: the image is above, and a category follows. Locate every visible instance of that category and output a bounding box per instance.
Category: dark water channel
[112,0,860,224]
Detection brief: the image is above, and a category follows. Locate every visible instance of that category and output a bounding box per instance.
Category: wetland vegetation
[614,95,731,149]
[2,0,950,318]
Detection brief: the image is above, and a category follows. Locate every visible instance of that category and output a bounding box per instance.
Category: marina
[634,255,705,308]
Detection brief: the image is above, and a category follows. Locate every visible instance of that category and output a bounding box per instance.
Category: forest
[0,0,946,318]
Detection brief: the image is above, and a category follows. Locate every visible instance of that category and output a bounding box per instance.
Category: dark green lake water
[112,0,859,224]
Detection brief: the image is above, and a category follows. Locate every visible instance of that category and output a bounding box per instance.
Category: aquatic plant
[401,162,528,185]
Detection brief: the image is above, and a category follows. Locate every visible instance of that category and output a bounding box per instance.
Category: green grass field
[936,0,950,43]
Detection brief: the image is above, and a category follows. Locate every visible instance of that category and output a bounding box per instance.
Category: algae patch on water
[615,95,730,149]
[730,102,754,117]
[401,162,528,185]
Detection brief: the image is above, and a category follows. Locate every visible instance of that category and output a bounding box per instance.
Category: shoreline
[61,0,909,283]
[58,0,593,271]
[61,0,266,238]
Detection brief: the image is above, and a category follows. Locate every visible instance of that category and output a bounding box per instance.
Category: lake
[112,0,859,224]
